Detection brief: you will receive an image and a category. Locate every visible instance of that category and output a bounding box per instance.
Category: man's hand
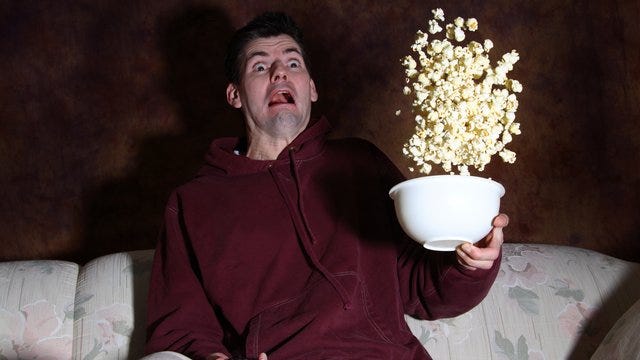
[455,213,509,270]
[207,353,268,360]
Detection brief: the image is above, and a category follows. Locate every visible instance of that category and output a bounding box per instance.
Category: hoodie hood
[198,117,331,177]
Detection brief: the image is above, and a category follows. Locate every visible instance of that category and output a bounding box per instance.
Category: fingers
[493,213,509,228]
[481,213,508,249]
[488,223,504,248]
[456,242,500,270]
[258,353,268,360]
[455,213,508,270]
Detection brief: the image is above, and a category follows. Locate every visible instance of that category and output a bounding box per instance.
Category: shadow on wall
[80,5,244,263]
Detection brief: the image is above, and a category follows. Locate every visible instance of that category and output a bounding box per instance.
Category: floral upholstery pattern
[0,261,77,359]
[406,244,640,359]
[1,244,639,359]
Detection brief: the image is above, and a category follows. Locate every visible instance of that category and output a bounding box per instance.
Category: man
[145,12,507,360]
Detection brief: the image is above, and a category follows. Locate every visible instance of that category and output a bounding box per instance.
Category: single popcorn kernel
[400,9,523,175]
[432,8,445,21]
[483,39,494,51]
[428,19,443,34]
[466,18,479,31]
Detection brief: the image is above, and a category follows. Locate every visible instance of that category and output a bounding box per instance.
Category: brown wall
[1,0,638,264]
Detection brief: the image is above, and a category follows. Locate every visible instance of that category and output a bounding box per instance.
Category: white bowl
[389,175,505,251]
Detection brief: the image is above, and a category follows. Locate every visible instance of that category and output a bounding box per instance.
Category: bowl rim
[389,174,505,199]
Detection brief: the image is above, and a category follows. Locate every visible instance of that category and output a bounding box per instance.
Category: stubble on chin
[269,111,307,137]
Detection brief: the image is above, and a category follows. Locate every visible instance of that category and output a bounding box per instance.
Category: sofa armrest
[406,243,640,359]
[0,260,78,359]
[591,297,640,359]
[72,249,154,360]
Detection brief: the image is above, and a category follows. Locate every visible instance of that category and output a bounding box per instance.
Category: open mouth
[268,90,295,106]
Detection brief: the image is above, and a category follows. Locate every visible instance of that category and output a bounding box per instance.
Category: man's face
[226,34,318,141]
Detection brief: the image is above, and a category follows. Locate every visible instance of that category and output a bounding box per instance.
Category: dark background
[1,0,638,264]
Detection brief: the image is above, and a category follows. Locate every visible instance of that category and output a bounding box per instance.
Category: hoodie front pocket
[244,273,410,359]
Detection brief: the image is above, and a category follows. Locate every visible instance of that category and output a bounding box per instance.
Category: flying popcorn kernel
[454,27,466,42]
[466,18,479,31]
[483,39,494,52]
[428,19,443,34]
[432,8,445,21]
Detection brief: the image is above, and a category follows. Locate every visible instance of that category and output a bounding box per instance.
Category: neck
[244,116,310,160]
[245,140,286,160]
[245,132,298,160]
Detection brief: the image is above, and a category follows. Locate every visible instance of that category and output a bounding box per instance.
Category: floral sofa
[1,244,639,360]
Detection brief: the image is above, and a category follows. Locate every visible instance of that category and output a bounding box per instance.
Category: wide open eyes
[251,58,303,74]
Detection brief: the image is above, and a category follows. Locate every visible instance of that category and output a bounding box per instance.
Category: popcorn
[400,9,523,175]
[432,8,445,21]
[428,19,442,34]
[453,26,466,42]
[466,18,479,31]
[483,39,494,51]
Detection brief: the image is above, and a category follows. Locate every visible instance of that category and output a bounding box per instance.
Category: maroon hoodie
[145,117,500,359]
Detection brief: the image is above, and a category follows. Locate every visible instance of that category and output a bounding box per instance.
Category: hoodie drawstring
[267,149,353,310]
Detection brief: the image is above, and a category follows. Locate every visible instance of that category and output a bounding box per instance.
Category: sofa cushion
[0,260,78,359]
[406,243,640,359]
[591,297,640,359]
[72,250,154,360]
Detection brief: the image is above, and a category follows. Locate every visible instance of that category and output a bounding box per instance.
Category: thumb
[258,353,268,360]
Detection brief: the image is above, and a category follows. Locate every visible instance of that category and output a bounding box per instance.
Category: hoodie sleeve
[145,192,229,359]
[396,238,501,320]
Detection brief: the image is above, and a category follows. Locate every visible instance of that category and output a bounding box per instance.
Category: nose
[270,61,287,82]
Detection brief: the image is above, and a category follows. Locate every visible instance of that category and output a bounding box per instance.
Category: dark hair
[224,12,310,84]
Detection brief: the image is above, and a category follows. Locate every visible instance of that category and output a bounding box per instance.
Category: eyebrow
[245,47,302,63]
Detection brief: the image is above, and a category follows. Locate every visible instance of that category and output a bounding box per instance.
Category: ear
[226,83,242,108]
[310,79,318,103]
